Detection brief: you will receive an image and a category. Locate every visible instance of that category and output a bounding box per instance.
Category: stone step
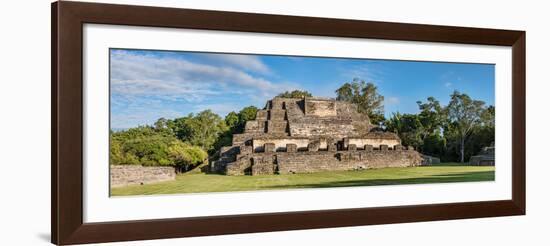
[220,145,240,156]
[266,120,289,133]
[269,109,286,121]
[220,156,235,162]
[256,110,268,121]
[244,120,267,133]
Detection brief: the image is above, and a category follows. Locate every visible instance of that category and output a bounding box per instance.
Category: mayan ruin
[213,96,423,175]
[469,143,495,166]
[108,49,497,196]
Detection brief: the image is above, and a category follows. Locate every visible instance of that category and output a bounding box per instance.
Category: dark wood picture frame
[52,1,525,245]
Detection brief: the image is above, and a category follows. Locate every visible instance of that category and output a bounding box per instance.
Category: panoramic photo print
[109,48,495,196]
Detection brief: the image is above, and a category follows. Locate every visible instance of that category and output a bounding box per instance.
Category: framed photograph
[52,1,525,245]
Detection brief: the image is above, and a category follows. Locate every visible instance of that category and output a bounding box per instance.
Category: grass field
[110,163,495,196]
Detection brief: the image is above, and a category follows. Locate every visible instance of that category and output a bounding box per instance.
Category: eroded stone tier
[469,142,495,166]
[212,96,422,175]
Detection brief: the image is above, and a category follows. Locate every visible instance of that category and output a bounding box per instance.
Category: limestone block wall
[304,98,337,117]
[244,120,266,133]
[256,110,268,121]
[224,148,422,175]
[251,155,276,175]
[269,97,301,110]
[232,133,250,145]
[347,138,400,149]
[469,155,495,166]
[277,152,345,174]
[226,157,247,175]
[340,150,421,169]
[421,154,441,165]
[266,120,288,133]
[276,150,421,174]
[269,109,287,120]
[269,97,285,109]
[110,165,176,188]
[253,138,310,152]
[289,121,356,137]
[310,138,335,150]
[232,133,264,145]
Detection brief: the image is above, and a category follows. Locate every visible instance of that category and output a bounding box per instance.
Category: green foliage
[422,134,446,157]
[168,141,208,168]
[278,90,312,98]
[416,97,445,137]
[110,126,178,166]
[224,111,239,130]
[186,110,228,151]
[110,126,208,170]
[237,106,258,127]
[109,138,126,164]
[385,112,423,149]
[162,110,229,153]
[153,117,169,131]
[224,106,258,134]
[442,105,494,162]
[214,106,260,152]
[212,131,233,153]
[386,91,493,163]
[335,78,385,125]
[481,105,495,128]
[445,91,486,162]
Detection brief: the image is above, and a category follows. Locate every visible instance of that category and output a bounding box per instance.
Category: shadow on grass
[264,170,495,189]
[428,162,478,166]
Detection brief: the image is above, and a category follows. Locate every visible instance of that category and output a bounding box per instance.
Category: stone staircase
[210,145,239,173]
[255,98,291,135]
[212,98,296,173]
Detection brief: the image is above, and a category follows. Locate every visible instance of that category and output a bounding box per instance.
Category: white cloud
[111,108,184,129]
[110,50,294,102]
[109,50,300,128]
[445,82,453,88]
[192,103,241,117]
[200,53,271,74]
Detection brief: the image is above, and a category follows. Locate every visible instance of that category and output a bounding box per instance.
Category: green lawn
[111,163,495,196]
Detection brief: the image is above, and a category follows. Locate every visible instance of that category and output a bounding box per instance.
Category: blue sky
[110,48,494,129]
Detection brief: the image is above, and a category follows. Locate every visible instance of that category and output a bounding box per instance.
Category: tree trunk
[460,137,465,163]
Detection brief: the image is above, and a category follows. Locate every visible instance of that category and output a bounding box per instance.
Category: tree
[204,106,260,153]
[385,112,423,149]
[109,125,208,170]
[335,78,385,125]
[238,106,258,125]
[163,110,229,153]
[481,105,495,128]
[445,91,486,163]
[385,112,404,136]
[422,133,446,157]
[461,105,495,161]
[416,97,445,138]
[413,97,446,155]
[167,141,208,171]
[234,106,258,133]
[109,126,177,166]
[278,90,312,98]
[154,117,168,130]
[224,111,239,131]
[109,138,126,164]
[170,116,194,140]
[179,110,228,152]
